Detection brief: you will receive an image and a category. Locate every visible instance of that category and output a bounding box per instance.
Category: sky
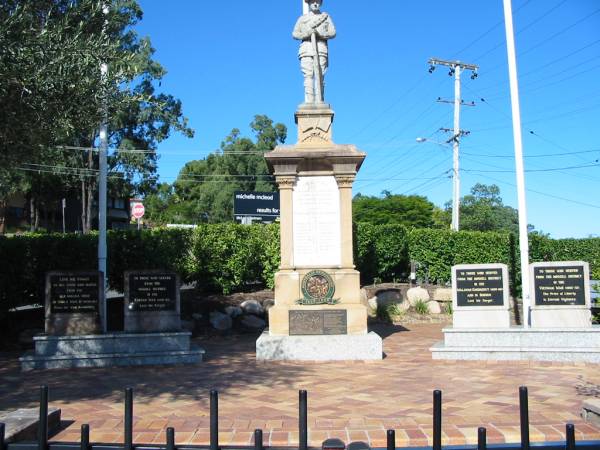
[135,0,600,239]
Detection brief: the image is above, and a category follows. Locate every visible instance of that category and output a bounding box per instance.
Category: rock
[241,315,266,330]
[224,306,243,318]
[262,299,275,312]
[396,301,410,312]
[407,287,430,306]
[240,299,264,315]
[360,288,368,305]
[367,297,378,311]
[181,320,195,332]
[374,289,403,306]
[427,300,442,314]
[209,311,232,331]
[433,288,452,303]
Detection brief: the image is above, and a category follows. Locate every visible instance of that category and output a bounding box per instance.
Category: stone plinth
[530,261,592,328]
[124,271,181,332]
[451,264,510,328]
[261,104,381,360]
[45,271,103,336]
[431,326,600,362]
[20,332,204,371]
[256,331,382,361]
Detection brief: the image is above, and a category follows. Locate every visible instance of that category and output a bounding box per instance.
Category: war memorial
[2,1,600,449]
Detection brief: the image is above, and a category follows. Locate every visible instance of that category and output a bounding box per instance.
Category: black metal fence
[2,385,599,450]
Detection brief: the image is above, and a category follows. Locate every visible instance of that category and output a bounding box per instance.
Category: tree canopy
[0,0,193,232]
[352,191,436,228]
[144,115,286,225]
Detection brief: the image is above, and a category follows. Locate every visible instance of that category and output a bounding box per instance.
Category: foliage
[0,0,193,232]
[2,226,600,317]
[413,299,429,315]
[436,183,520,233]
[376,303,405,323]
[354,223,409,284]
[145,115,285,225]
[353,192,435,228]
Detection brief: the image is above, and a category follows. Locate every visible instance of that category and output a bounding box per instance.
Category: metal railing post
[210,390,219,450]
[477,427,486,450]
[0,422,5,450]
[519,386,530,450]
[566,423,576,450]
[124,388,133,450]
[166,427,175,450]
[299,390,308,450]
[386,429,395,450]
[38,386,49,450]
[254,429,263,450]
[433,390,442,450]
[80,424,90,450]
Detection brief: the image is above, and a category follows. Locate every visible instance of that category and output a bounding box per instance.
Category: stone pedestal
[260,104,382,360]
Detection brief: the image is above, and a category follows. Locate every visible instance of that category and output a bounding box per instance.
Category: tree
[0,0,193,233]
[352,191,435,228]
[145,115,286,225]
[436,183,520,233]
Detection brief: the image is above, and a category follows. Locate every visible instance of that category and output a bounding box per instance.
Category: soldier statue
[292,0,336,104]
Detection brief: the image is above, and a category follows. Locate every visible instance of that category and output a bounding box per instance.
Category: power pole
[428,58,478,231]
[98,3,109,333]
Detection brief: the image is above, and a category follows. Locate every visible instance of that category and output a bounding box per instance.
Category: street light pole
[503,0,531,328]
[98,3,109,333]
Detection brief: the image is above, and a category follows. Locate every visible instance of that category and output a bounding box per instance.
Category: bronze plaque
[289,310,347,335]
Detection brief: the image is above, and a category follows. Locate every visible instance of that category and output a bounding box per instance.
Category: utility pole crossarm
[428,58,479,72]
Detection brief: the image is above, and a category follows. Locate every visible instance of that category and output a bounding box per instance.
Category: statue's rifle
[310,16,326,103]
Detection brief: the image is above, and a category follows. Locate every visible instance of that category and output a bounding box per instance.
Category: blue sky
[136,0,600,238]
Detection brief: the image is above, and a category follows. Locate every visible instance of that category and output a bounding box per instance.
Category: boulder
[374,289,403,306]
[262,299,275,312]
[407,287,430,306]
[224,306,243,318]
[241,315,266,330]
[240,299,264,315]
[433,288,452,303]
[427,300,442,314]
[209,311,232,331]
[367,297,378,311]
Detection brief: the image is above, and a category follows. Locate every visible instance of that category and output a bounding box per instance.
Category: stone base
[0,408,61,443]
[531,308,592,328]
[255,330,382,361]
[453,310,510,328]
[20,332,205,371]
[582,399,600,427]
[431,326,600,362]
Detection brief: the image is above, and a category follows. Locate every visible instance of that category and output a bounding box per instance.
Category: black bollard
[477,427,486,450]
[210,390,219,450]
[299,390,308,450]
[433,390,442,450]
[80,425,90,450]
[565,423,575,450]
[38,386,49,450]
[386,429,395,450]
[254,429,263,450]
[166,427,175,450]
[519,386,529,450]
[124,388,133,450]
[1,422,5,450]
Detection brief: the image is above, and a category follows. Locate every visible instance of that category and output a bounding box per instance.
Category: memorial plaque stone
[124,271,181,332]
[45,271,102,335]
[289,310,347,335]
[530,261,591,328]
[451,264,510,328]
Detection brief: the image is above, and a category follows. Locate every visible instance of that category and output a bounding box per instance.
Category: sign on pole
[131,202,145,220]
[234,191,280,224]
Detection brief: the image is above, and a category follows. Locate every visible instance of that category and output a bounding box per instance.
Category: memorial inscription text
[128,273,177,311]
[289,310,347,335]
[456,268,504,307]
[533,265,585,306]
[50,274,99,314]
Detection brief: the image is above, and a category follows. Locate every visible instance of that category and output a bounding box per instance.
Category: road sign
[131,202,145,220]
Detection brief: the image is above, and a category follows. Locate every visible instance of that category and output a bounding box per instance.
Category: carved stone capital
[335,175,355,188]
[276,176,296,189]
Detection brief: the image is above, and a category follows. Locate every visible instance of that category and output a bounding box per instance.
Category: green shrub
[414,299,429,315]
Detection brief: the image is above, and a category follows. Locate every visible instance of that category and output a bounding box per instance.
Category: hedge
[1,225,599,318]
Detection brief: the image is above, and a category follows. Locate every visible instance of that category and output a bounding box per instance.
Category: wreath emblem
[297,270,338,305]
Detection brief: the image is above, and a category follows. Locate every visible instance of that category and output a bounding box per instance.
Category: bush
[414,299,429,315]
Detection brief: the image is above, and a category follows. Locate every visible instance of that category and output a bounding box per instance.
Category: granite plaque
[455,268,505,307]
[292,176,341,267]
[45,271,103,335]
[124,271,181,332]
[533,264,586,306]
[289,310,347,335]
[128,273,177,311]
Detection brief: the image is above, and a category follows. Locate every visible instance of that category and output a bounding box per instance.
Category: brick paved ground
[1,323,600,447]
